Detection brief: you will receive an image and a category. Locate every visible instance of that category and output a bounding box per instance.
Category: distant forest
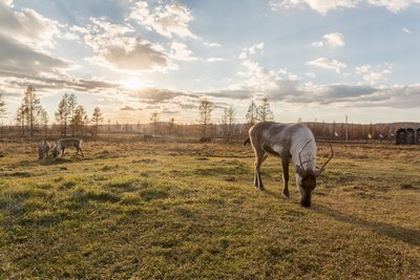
[0,86,419,142]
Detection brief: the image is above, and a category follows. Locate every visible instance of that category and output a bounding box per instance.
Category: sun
[121,78,143,90]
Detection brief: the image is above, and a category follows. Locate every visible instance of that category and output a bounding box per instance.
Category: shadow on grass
[313,205,420,247]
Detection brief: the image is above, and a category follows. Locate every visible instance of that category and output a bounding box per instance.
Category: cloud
[120,105,140,111]
[0,1,61,49]
[307,57,347,73]
[312,32,345,48]
[355,64,392,85]
[0,33,73,78]
[129,1,197,39]
[270,0,359,15]
[402,27,411,33]
[204,42,221,48]
[239,42,264,59]
[270,0,420,14]
[170,41,197,61]
[73,18,170,72]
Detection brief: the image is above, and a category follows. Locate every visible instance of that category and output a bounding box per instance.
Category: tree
[0,94,5,122]
[221,105,235,141]
[91,107,103,136]
[257,97,273,122]
[68,93,77,136]
[39,108,48,136]
[73,105,88,136]
[198,99,213,138]
[168,118,175,135]
[150,112,159,136]
[55,94,70,136]
[15,104,26,136]
[21,85,42,136]
[245,100,258,128]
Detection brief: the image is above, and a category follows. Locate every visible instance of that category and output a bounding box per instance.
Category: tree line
[12,86,103,137]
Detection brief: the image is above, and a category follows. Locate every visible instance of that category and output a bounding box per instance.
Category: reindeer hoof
[282,191,290,198]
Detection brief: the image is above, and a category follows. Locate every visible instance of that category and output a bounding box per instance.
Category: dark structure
[406,128,415,144]
[417,128,420,144]
[396,128,407,145]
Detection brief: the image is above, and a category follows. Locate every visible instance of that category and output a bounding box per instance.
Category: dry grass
[0,141,419,279]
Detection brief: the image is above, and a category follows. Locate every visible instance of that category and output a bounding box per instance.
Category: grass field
[1,141,419,279]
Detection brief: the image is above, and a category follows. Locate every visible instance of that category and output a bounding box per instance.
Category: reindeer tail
[243,138,251,146]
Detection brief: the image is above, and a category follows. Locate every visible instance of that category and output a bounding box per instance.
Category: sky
[0,0,419,124]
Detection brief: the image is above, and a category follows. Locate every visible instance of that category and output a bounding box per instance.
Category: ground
[0,141,419,279]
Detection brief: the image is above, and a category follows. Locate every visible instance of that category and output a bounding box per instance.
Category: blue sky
[0,0,419,124]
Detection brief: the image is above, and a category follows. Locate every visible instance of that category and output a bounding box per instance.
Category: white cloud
[402,27,411,33]
[312,32,345,48]
[204,42,221,48]
[270,0,420,14]
[72,18,170,72]
[270,0,359,15]
[307,57,347,73]
[239,42,264,59]
[170,41,197,61]
[206,57,224,62]
[129,1,197,39]
[0,2,61,49]
[355,64,392,85]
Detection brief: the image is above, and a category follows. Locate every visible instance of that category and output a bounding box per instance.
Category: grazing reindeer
[38,140,51,159]
[245,122,333,207]
[52,138,85,158]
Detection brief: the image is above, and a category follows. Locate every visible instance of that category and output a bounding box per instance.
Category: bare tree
[169,117,175,135]
[221,105,235,141]
[91,106,103,136]
[199,99,213,138]
[257,97,274,122]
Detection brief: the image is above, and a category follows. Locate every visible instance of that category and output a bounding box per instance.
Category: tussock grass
[0,142,419,279]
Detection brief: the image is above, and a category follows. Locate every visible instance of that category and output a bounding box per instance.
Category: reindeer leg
[281,157,290,198]
[255,151,266,191]
[79,147,85,158]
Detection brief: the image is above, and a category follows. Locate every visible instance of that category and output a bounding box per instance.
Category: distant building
[396,128,407,145]
[396,128,418,145]
[417,129,420,144]
[406,128,415,144]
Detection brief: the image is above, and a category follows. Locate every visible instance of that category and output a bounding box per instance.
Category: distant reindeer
[245,122,333,207]
[52,138,85,158]
[38,140,51,159]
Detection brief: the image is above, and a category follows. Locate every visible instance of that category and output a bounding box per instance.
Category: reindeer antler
[298,139,313,170]
[319,143,333,171]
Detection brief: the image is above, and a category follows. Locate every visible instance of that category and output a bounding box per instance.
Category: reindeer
[52,138,85,158]
[37,140,51,159]
[244,122,333,207]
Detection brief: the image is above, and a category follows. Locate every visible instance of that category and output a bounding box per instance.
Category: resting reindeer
[52,138,85,158]
[38,140,51,159]
[245,122,333,207]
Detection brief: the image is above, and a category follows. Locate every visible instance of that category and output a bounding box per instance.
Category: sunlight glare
[121,78,143,90]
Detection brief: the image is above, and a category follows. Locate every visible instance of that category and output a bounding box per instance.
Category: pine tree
[15,104,26,136]
[73,105,88,136]
[91,107,103,136]
[39,108,48,136]
[150,112,159,136]
[246,100,258,127]
[257,97,274,122]
[55,94,70,137]
[68,93,77,136]
[21,85,42,136]
[0,94,5,122]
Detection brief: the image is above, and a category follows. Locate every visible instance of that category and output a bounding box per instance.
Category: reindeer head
[295,140,333,207]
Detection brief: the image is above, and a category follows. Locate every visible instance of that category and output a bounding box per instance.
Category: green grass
[0,142,419,279]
